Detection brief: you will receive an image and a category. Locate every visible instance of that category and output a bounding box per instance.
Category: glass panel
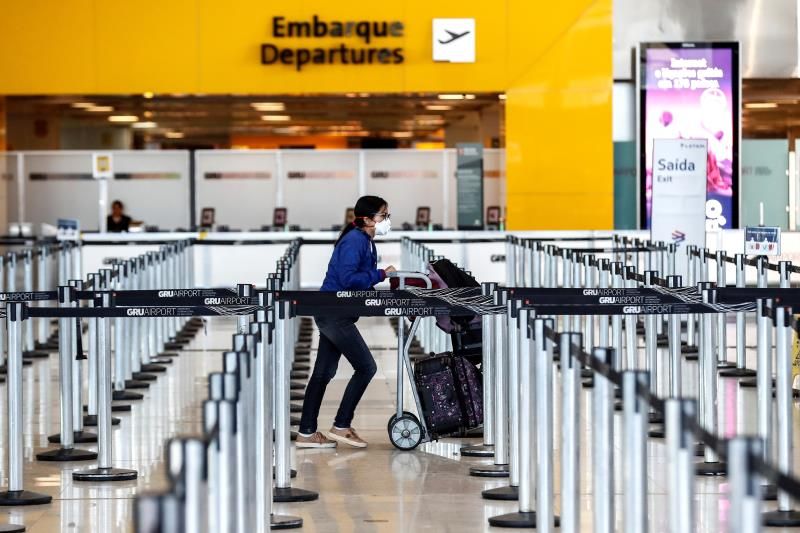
[741,139,790,228]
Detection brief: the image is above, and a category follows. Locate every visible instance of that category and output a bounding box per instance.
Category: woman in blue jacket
[297,195,395,449]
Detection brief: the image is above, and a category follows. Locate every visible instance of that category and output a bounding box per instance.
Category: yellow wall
[505,0,612,229]
[0,0,613,229]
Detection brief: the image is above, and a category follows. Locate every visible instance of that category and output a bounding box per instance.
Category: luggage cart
[386,271,432,451]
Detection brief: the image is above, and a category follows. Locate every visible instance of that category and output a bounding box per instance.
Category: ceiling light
[261,115,290,121]
[745,102,777,109]
[143,92,154,99]
[132,121,157,129]
[108,115,138,123]
[391,131,413,138]
[251,102,285,111]
[71,102,96,108]
[345,93,358,98]
[358,92,370,97]
[426,105,452,111]
[464,94,476,100]
[438,94,464,100]
[87,106,114,112]
[165,131,184,139]
[143,111,153,118]
[498,94,507,100]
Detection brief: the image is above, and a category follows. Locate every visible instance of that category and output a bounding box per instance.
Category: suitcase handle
[387,271,432,289]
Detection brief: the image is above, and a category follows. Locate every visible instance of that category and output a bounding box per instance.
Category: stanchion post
[0,302,52,505]
[623,371,648,533]
[729,437,763,533]
[593,347,615,533]
[666,398,696,533]
[73,292,137,482]
[667,275,682,396]
[560,331,582,533]
[696,284,725,476]
[763,304,800,525]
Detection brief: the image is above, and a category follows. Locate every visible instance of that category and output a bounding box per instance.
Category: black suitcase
[414,354,464,438]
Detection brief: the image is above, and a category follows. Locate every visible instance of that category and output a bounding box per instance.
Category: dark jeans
[299,316,378,434]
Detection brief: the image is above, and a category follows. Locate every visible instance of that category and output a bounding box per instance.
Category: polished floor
[0,316,799,531]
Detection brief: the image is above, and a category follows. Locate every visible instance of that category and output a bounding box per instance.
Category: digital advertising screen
[638,42,740,230]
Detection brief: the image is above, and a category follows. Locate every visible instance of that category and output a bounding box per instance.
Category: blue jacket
[320,228,386,291]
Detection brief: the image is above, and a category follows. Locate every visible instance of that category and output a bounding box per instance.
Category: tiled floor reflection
[1,315,800,531]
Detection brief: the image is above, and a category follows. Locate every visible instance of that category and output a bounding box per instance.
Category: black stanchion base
[271,514,303,530]
[113,390,143,401]
[0,490,52,506]
[469,464,509,478]
[290,382,305,391]
[290,416,301,426]
[125,380,150,390]
[35,341,59,350]
[648,412,664,424]
[132,372,157,381]
[581,378,594,388]
[740,377,758,388]
[294,356,311,364]
[150,357,173,365]
[717,361,737,370]
[0,523,26,532]
[488,511,536,528]
[762,510,800,526]
[482,485,518,501]
[460,444,494,457]
[36,447,97,462]
[681,344,698,355]
[290,392,305,401]
[49,430,99,444]
[614,400,623,412]
[580,369,593,379]
[648,427,665,439]
[695,461,726,476]
[163,342,185,351]
[22,350,50,360]
[73,467,138,482]
[290,371,309,380]
[83,415,122,427]
[719,367,757,378]
[290,431,297,442]
[684,353,699,361]
[140,364,166,373]
[293,364,311,372]
[273,487,318,503]
[762,483,777,501]
[157,352,180,359]
[290,403,303,414]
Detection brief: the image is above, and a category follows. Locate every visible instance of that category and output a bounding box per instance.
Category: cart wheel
[387,411,418,434]
[389,414,424,451]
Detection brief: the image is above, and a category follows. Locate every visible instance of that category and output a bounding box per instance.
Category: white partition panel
[194,150,278,230]
[364,149,445,227]
[23,151,99,230]
[281,150,359,230]
[108,151,190,230]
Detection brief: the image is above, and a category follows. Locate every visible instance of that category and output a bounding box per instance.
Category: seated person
[107,200,132,232]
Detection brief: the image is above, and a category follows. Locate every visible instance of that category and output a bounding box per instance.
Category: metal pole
[73,292,137,482]
[667,276,682,397]
[623,371,648,533]
[697,285,725,476]
[666,398,695,533]
[0,302,51,505]
[593,347,615,533]
[535,317,557,531]
[729,437,763,533]
[561,331,582,533]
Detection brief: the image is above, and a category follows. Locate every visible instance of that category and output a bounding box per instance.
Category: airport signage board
[92,153,114,179]
[261,16,405,71]
[456,143,484,230]
[744,226,780,256]
[433,19,476,63]
[650,138,707,275]
[638,42,740,230]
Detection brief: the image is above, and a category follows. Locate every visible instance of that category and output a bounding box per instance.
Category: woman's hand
[384,265,397,274]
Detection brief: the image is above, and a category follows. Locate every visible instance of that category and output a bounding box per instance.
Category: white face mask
[374,218,391,236]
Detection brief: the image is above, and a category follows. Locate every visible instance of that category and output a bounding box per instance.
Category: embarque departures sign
[260,16,406,71]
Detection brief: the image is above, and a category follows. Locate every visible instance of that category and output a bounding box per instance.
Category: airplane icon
[438,30,471,44]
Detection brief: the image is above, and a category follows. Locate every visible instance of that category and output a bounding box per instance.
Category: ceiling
[742,79,800,139]
[6,93,503,148]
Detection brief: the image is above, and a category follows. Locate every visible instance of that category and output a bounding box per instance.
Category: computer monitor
[416,207,431,227]
[200,208,215,228]
[273,207,288,228]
